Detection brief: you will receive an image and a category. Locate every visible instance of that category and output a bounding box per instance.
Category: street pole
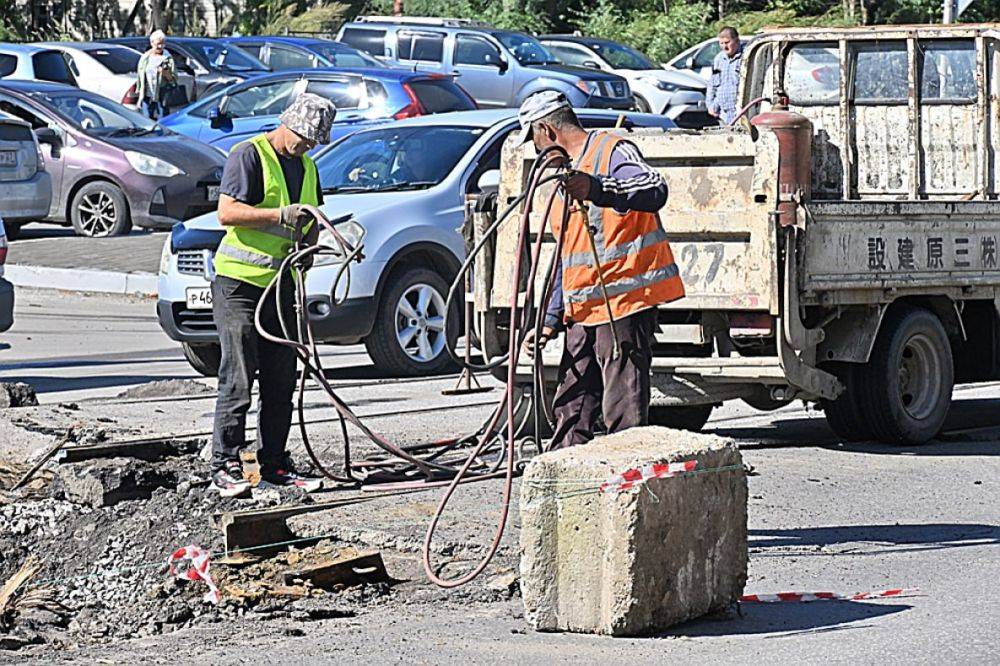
[944,0,955,23]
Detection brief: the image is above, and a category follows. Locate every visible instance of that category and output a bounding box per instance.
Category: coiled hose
[253,146,575,587]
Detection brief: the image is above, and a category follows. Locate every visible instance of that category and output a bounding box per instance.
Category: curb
[5,264,158,297]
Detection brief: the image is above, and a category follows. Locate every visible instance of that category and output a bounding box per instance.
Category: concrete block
[519,426,747,636]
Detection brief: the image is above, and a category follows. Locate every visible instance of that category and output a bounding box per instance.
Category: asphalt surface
[1,288,999,664]
[7,223,165,274]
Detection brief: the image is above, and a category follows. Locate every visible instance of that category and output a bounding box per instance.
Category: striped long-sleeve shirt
[544,137,667,328]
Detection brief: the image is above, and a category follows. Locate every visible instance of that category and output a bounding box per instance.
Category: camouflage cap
[279,92,336,144]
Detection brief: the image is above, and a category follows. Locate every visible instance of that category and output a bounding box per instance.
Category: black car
[102,36,270,101]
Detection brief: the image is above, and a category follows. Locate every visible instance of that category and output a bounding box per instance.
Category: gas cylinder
[751,105,813,227]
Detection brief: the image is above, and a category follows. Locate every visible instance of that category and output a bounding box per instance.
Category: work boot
[260,460,323,493]
[212,460,251,498]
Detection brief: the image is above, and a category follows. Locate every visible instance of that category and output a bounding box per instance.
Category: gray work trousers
[210,275,297,472]
[550,309,656,449]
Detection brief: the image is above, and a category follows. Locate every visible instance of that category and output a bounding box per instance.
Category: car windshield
[28,90,161,135]
[186,40,267,71]
[592,42,656,70]
[494,32,557,66]
[317,126,483,193]
[311,44,382,68]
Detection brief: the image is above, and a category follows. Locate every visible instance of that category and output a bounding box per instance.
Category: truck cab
[477,24,1000,445]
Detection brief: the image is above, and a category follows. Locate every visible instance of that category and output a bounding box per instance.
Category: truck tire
[857,306,953,445]
[70,181,132,237]
[649,404,713,432]
[820,362,875,442]
[182,342,220,377]
[364,267,458,376]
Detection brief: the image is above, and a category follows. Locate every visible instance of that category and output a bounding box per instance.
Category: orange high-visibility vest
[551,131,684,326]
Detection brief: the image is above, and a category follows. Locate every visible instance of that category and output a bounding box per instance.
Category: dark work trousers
[551,308,657,449]
[210,274,297,472]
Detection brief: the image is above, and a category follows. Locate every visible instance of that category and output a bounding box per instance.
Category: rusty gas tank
[751,106,812,227]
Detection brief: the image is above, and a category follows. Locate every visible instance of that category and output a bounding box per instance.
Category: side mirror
[178,63,196,76]
[582,60,602,70]
[496,57,509,73]
[208,96,229,128]
[35,126,62,148]
[684,55,696,69]
[476,168,500,193]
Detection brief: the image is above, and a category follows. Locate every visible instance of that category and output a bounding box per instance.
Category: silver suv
[337,17,633,110]
[0,112,51,239]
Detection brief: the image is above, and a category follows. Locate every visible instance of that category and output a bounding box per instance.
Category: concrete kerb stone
[5,265,158,297]
[519,426,748,636]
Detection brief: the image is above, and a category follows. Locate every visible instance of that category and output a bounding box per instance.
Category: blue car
[221,35,388,70]
[158,67,477,153]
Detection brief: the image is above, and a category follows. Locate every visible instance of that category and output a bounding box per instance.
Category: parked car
[222,35,386,70]
[36,41,195,110]
[0,216,12,333]
[103,36,269,101]
[0,111,52,240]
[0,43,77,86]
[540,34,711,128]
[157,108,676,377]
[337,17,633,110]
[665,36,751,81]
[159,67,477,154]
[0,81,225,237]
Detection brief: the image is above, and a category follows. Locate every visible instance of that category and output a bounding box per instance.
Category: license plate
[207,185,220,202]
[0,151,16,167]
[185,287,213,310]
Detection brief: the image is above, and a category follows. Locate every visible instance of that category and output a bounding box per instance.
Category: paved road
[3,288,999,664]
[7,223,166,274]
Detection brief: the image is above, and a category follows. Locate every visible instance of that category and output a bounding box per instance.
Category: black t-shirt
[219,142,324,206]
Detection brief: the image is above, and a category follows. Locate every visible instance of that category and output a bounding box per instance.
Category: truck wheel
[857,307,953,445]
[182,342,220,377]
[365,267,458,376]
[649,404,713,432]
[71,181,132,237]
[820,362,875,441]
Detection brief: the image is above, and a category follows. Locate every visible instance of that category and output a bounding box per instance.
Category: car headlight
[125,150,184,177]
[312,218,366,267]
[638,76,680,92]
[574,80,601,96]
[159,238,172,275]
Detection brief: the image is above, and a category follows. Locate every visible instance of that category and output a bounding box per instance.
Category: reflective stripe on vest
[553,131,684,325]
[213,133,319,289]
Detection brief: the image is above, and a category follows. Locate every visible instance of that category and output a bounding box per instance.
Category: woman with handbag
[136,30,180,119]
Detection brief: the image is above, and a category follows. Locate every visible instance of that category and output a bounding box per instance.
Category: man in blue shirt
[706,26,743,125]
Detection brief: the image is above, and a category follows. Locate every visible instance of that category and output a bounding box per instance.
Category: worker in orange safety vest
[519,91,685,448]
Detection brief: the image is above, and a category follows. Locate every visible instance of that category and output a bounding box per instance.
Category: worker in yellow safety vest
[209,93,335,497]
[519,91,685,448]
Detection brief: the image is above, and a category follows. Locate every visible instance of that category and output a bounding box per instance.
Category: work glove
[279,204,313,234]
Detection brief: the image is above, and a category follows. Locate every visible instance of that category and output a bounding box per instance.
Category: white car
[540,35,710,128]
[665,36,751,82]
[38,42,194,108]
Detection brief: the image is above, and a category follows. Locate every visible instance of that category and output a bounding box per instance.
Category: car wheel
[364,267,458,376]
[649,404,714,432]
[182,342,220,377]
[3,221,21,241]
[633,95,652,113]
[71,181,132,237]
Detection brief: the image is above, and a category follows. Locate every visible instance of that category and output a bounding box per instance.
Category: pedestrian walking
[518,91,685,449]
[209,93,335,497]
[136,30,178,119]
[706,26,744,125]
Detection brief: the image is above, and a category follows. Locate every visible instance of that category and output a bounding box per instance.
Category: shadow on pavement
[750,523,1000,556]
[11,224,162,242]
[5,374,196,394]
[710,398,1000,456]
[668,600,910,637]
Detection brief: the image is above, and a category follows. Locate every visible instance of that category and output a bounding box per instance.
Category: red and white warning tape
[740,588,917,603]
[600,460,698,494]
[168,545,221,604]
